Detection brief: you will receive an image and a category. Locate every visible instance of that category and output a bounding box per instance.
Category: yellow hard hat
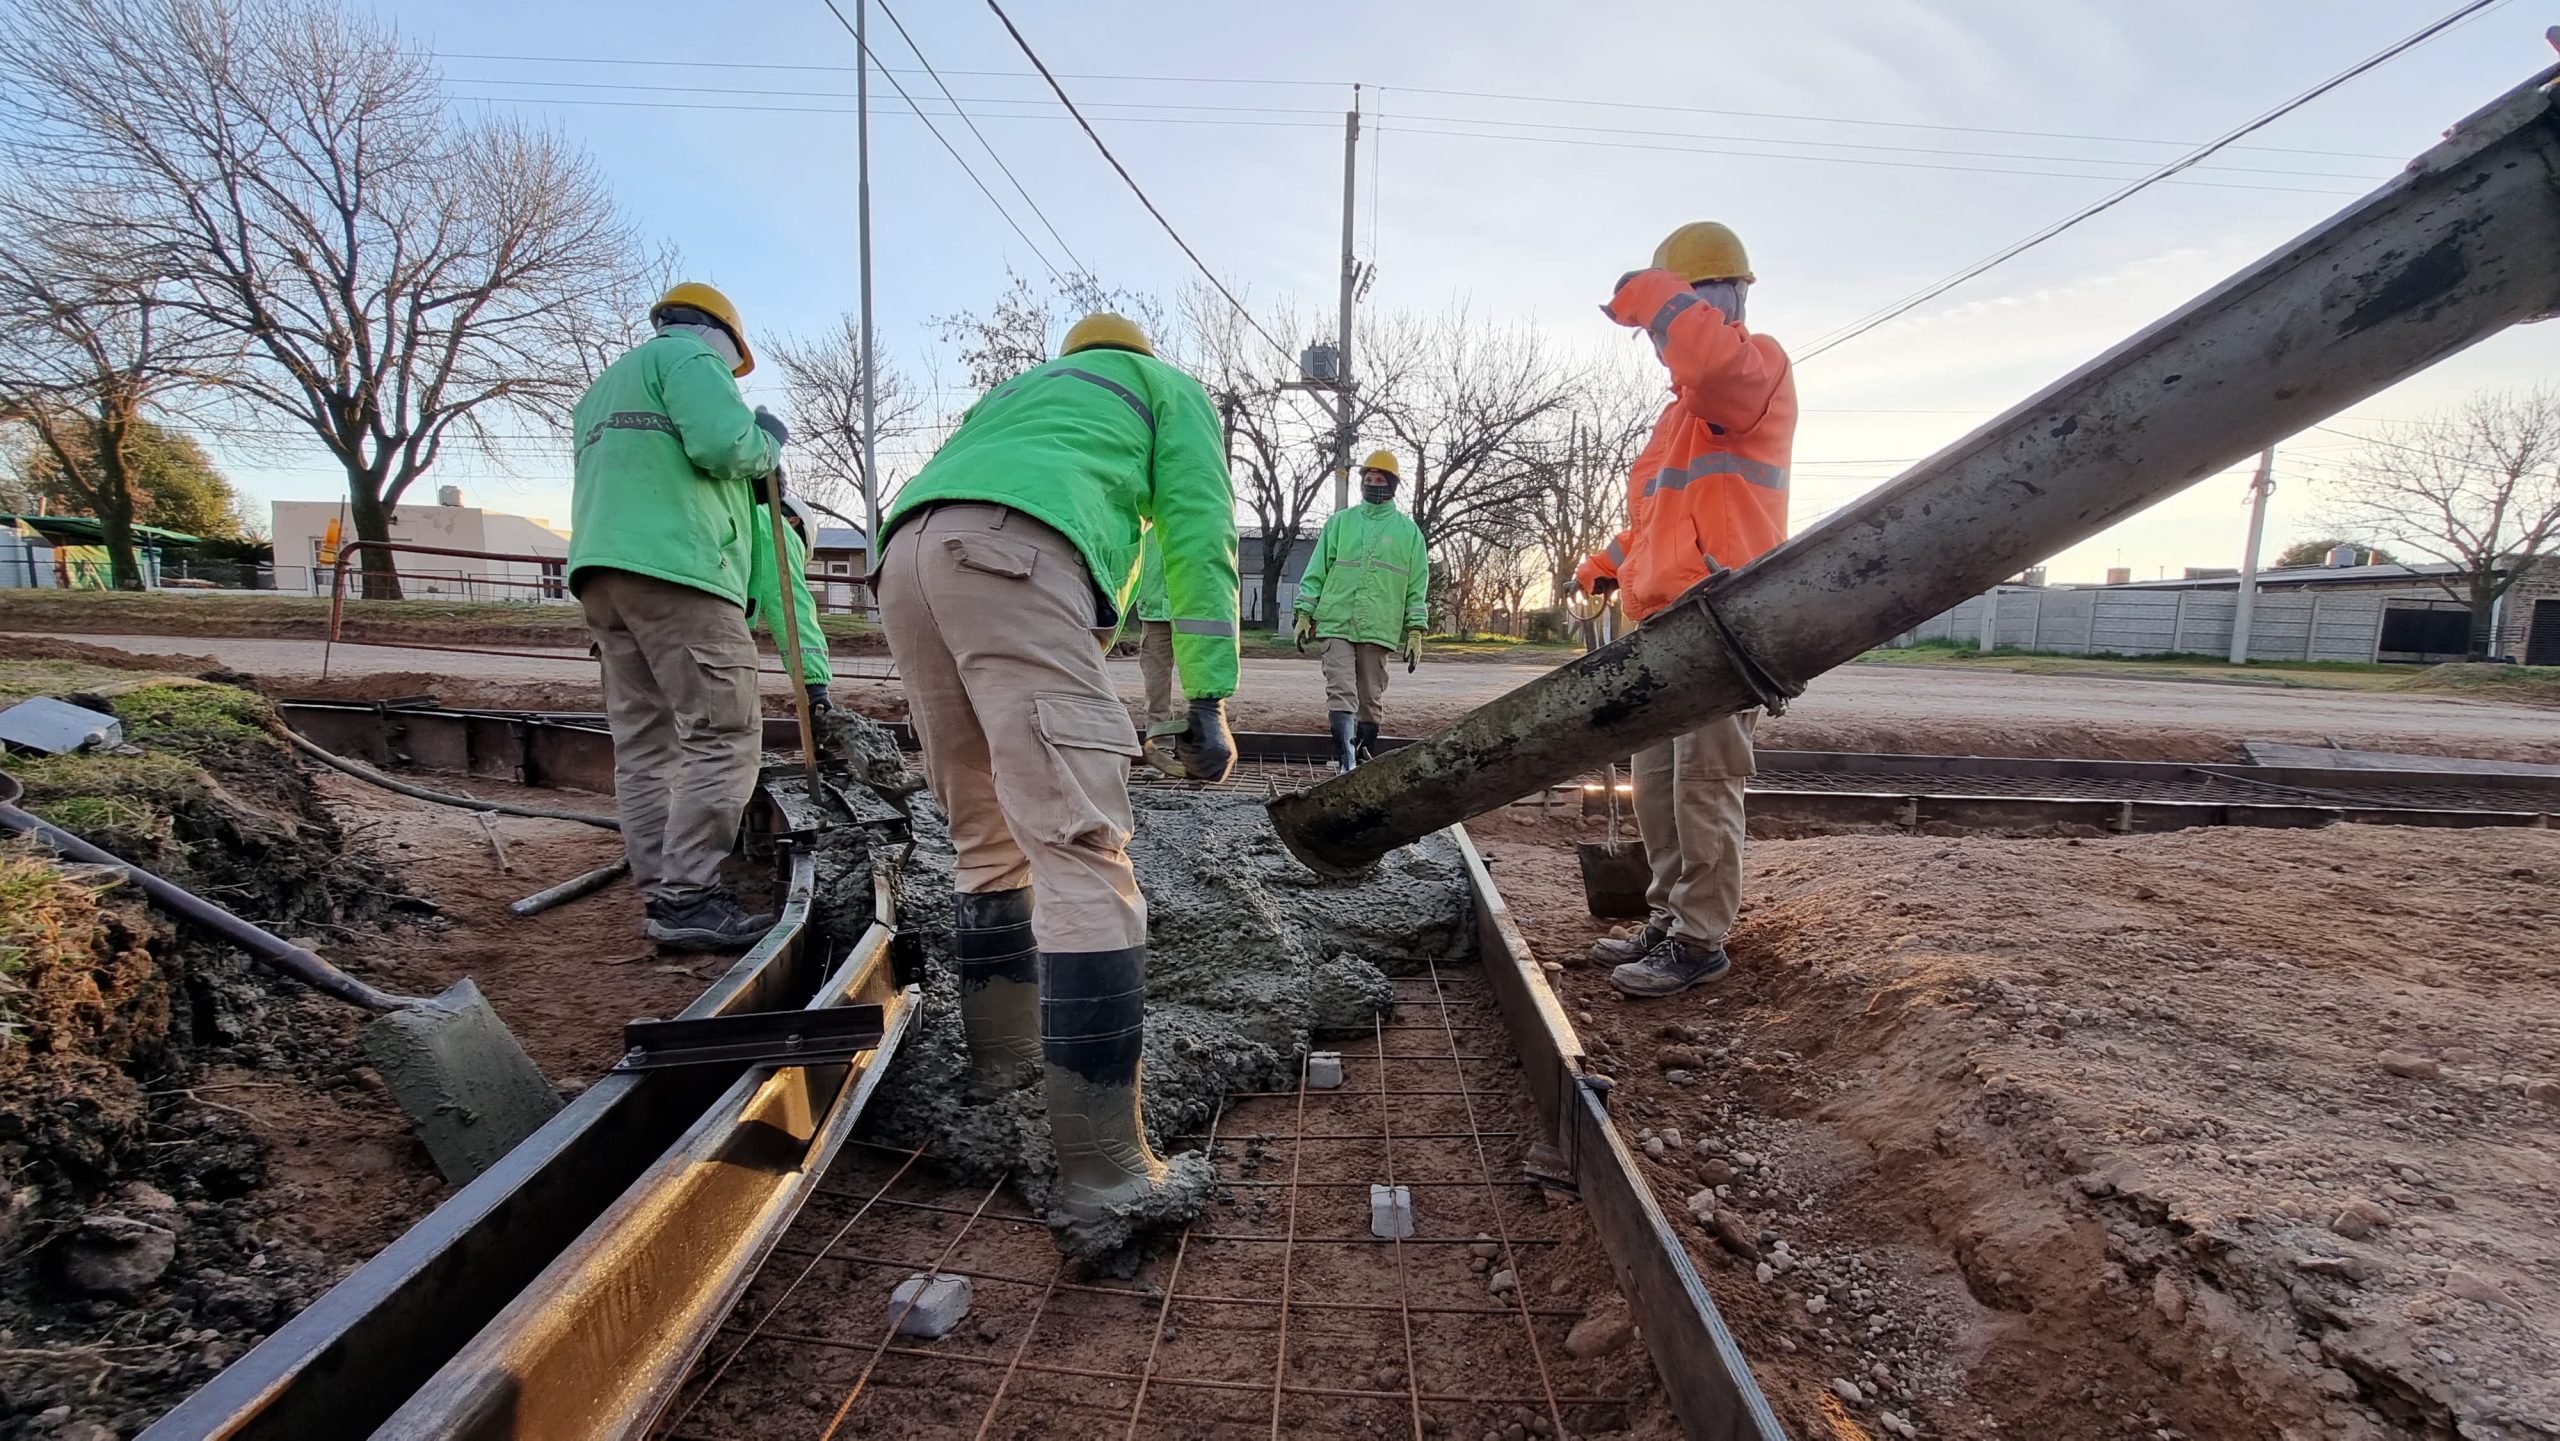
[1062,311,1154,357]
[650,281,754,376]
[1651,222,1753,284]
[1360,450,1401,478]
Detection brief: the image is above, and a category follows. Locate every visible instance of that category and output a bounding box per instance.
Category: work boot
[1328,710,1359,772]
[1040,945,1209,1252]
[1607,936,1732,998]
[1141,732,1184,778]
[644,889,776,951]
[1588,916,1670,967]
[1353,719,1380,765]
[955,887,1041,1092]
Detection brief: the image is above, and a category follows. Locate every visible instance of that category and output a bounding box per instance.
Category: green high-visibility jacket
[883,349,1239,699]
[566,331,779,606]
[1294,502,1429,647]
[1133,530,1170,623]
[747,507,831,686]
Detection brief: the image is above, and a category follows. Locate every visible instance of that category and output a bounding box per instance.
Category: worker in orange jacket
[1575,221,1795,998]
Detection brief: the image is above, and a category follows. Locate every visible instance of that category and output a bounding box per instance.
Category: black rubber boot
[1039,945,1207,1251]
[1353,719,1380,766]
[1329,710,1359,772]
[954,887,1040,1091]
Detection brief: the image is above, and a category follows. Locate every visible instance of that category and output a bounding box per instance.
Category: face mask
[1691,279,1748,326]
[659,320,743,371]
[1361,482,1396,505]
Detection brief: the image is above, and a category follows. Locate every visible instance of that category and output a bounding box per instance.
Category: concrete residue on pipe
[836,787,1474,1258]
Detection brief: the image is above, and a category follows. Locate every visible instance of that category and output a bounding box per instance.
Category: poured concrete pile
[857,786,1474,1256]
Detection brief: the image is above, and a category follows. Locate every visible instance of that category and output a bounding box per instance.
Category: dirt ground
[18,631,2560,766]
[0,674,730,1437]
[1471,809,2560,1441]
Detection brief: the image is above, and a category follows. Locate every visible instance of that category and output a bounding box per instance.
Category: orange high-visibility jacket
[1577,270,1795,623]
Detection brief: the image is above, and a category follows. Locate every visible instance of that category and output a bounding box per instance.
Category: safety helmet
[1359,450,1401,479]
[780,494,817,540]
[1062,311,1154,358]
[1650,222,1753,284]
[650,281,754,377]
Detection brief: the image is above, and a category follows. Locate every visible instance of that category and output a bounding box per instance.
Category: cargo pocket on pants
[1029,693,1142,851]
[683,642,760,738]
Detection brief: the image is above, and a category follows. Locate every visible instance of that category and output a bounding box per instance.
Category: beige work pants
[1320,638,1391,725]
[879,504,1148,953]
[578,568,761,905]
[1138,619,1183,728]
[1629,711,1757,949]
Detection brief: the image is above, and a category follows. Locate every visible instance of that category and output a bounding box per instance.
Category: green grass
[1,586,878,647]
[9,749,201,854]
[2391,662,2560,707]
[1855,642,2417,691]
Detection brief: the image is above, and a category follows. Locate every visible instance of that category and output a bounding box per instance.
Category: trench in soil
[658,965,1677,1441]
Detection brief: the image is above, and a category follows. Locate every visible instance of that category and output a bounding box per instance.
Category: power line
[2310,423,2532,476]
[978,0,1296,366]
[425,50,2407,162]
[443,90,2375,199]
[440,75,2395,184]
[1373,123,2368,197]
[1793,0,2503,362]
[872,1,1086,274]
[811,0,1066,281]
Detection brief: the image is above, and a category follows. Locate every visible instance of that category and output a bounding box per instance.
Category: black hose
[286,732,621,830]
[0,776,416,1014]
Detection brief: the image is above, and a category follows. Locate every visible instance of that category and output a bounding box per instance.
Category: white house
[272,487,572,601]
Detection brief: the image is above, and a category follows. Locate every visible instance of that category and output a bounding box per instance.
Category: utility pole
[855,0,881,610]
[1333,88,1361,514]
[2229,446,2275,664]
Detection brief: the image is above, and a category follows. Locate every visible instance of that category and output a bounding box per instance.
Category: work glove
[1401,629,1421,672]
[1589,576,1619,596]
[1173,698,1235,784]
[805,683,832,714]
[1601,268,1690,331]
[754,405,790,448]
[1292,613,1314,652]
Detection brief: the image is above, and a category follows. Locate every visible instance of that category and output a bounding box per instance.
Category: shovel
[1576,767,1652,921]
[0,771,560,1184]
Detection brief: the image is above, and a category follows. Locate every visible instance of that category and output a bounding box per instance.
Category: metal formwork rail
[147,713,916,1441]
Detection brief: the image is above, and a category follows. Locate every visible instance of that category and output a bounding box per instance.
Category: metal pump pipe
[1271,66,2560,877]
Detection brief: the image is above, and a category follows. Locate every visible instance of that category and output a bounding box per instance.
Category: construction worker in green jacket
[1131,530,1184,776]
[568,281,786,952]
[1293,450,1429,771]
[749,494,833,714]
[875,311,1237,1254]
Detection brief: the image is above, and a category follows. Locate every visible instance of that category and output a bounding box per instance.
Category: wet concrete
[848,781,1474,1258]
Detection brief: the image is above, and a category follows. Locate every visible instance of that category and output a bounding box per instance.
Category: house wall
[1893,582,2474,663]
[271,499,570,601]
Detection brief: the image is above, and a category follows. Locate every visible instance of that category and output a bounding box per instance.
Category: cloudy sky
[222,0,2559,583]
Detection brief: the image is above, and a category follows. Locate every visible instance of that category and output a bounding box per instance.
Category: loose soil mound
[0,668,415,1437]
[1477,812,2560,1441]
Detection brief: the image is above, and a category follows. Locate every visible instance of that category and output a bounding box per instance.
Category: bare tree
[1365,307,1572,555]
[768,315,927,525]
[1515,375,1651,628]
[0,192,237,588]
[934,267,1164,398]
[2323,387,2560,656]
[0,0,650,598]
[1170,283,1335,627]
